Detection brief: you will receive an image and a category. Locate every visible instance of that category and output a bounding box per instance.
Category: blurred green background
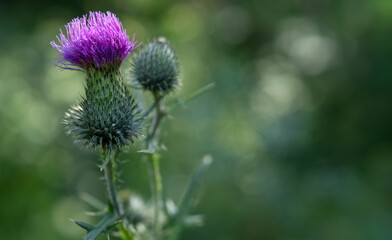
[1,0,392,239]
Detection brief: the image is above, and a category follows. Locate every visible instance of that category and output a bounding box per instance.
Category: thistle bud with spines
[131,37,179,95]
[64,68,142,150]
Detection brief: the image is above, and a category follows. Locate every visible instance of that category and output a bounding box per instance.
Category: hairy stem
[103,150,133,240]
[103,150,122,216]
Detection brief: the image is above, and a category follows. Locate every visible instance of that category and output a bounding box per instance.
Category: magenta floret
[51,11,140,70]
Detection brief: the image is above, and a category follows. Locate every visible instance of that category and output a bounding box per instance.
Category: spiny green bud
[64,69,142,151]
[131,37,179,95]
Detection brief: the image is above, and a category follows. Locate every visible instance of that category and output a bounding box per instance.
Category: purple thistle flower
[51,11,141,71]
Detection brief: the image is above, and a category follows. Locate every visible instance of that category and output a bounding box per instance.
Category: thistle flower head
[131,37,179,95]
[51,11,143,150]
[51,11,140,71]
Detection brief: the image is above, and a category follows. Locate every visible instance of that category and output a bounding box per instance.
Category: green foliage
[74,214,120,240]
[168,155,213,240]
[2,0,392,240]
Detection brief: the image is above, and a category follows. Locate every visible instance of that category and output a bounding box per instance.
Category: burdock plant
[51,11,213,240]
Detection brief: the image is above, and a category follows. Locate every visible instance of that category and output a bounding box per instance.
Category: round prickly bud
[131,37,179,94]
[64,69,142,150]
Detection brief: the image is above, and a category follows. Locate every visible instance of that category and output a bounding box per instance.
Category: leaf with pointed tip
[73,214,120,240]
[79,192,106,210]
[74,221,94,231]
[176,155,212,225]
[167,155,213,240]
[168,83,215,112]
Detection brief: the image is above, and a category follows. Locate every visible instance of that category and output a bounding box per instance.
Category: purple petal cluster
[51,11,140,70]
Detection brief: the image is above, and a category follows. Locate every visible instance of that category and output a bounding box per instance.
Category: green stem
[102,150,133,240]
[147,92,165,240]
[148,153,163,239]
[150,96,163,139]
[103,150,121,216]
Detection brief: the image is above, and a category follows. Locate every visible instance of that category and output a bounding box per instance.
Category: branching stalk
[150,95,164,139]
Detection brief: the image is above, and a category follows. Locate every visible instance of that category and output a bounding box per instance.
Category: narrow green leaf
[140,96,161,119]
[73,214,120,240]
[176,155,212,223]
[168,155,212,240]
[74,220,94,231]
[79,192,106,210]
[168,83,215,112]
